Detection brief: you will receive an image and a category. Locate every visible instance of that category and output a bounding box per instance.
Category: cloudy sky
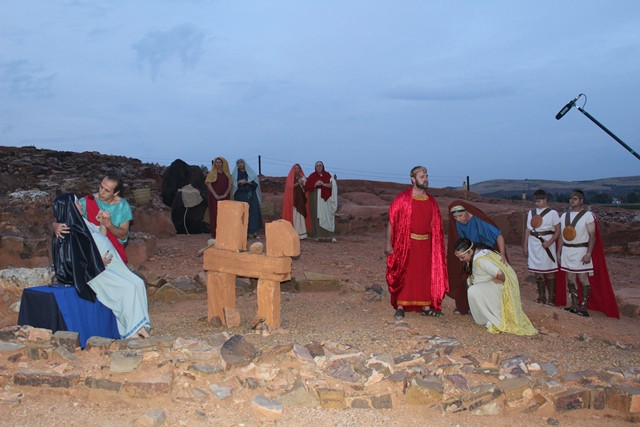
[2,1,639,187]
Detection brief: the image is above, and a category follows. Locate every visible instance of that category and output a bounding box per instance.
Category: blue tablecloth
[18,285,120,348]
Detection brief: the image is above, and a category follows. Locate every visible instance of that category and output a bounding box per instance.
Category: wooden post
[254,279,281,328]
[203,201,298,330]
[206,271,236,326]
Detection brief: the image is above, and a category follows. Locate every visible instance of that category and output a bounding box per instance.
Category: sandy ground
[2,230,639,426]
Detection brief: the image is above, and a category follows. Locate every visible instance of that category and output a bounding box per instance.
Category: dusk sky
[2,1,639,188]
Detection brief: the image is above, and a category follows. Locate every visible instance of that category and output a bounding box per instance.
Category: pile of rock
[1,324,638,423]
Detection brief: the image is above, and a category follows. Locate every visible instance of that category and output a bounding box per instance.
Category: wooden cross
[202,200,299,329]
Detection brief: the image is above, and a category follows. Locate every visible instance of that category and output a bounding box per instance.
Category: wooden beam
[203,248,291,282]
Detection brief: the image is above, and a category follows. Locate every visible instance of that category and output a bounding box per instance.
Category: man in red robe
[385,166,449,319]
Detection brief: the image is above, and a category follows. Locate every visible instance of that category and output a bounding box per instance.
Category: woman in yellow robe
[454,238,537,336]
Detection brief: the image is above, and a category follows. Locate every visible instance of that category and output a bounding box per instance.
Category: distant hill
[467,176,640,200]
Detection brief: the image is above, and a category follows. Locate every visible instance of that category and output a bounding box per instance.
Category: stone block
[189,364,223,374]
[0,341,25,360]
[350,398,370,408]
[84,376,123,392]
[85,336,115,353]
[215,201,248,252]
[209,384,233,399]
[554,388,590,412]
[252,395,283,419]
[371,393,393,409]
[471,401,503,415]
[589,386,606,410]
[405,377,443,405]
[27,327,52,342]
[14,370,80,388]
[134,408,166,427]
[445,374,470,391]
[292,343,314,362]
[297,272,341,292]
[110,350,144,373]
[461,384,503,413]
[52,330,80,353]
[606,384,640,415]
[220,334,259,368]
[27,343,54,361]
[54,345,77,362]
[277,380,318,407]
[122,373,174,396]
[316,387,346,409]
[326,359,359,383]
[265,220,300,257]
[496,377,533,402]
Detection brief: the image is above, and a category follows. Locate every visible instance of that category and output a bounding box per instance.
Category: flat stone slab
[296,272,341,292]
[616,288,640,318]
[14,370,80,388]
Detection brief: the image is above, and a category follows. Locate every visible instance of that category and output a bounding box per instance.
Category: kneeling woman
[454,238,536,335]
[52,193,151,339]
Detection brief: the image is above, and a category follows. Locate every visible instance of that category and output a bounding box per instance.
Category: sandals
[421,308,443,317]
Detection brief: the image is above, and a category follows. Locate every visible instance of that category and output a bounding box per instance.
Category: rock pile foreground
[1,323,639,424]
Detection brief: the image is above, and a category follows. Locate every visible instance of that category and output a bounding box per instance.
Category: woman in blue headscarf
[232,158,264,237]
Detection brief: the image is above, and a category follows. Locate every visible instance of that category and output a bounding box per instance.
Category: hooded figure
[231,158,264,235]
[52,193,104,302]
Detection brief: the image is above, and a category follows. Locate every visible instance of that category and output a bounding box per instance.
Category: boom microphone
[555,95,580,120]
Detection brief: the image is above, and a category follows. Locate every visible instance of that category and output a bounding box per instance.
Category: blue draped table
[18,285,120,348]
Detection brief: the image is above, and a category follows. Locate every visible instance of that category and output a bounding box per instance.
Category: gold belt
[410,233,430,240]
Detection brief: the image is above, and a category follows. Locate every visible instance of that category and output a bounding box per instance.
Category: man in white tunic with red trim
[558,189,596,316]
[523,189,560,305]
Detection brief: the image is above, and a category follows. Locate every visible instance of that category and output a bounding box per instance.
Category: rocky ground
[1,230,639,426]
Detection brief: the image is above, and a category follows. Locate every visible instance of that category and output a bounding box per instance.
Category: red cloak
[282,164,311,232]
[386,188,448,311]
[304,166,332,201]
[556,219,619,318]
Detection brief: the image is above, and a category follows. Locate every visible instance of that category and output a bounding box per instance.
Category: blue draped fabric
[18,285,119,348]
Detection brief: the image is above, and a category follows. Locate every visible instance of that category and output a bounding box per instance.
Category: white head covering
[231,158,262,204]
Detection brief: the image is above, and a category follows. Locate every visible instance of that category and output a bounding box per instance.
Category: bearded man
[385,166,448,319]
[52,171,133,263]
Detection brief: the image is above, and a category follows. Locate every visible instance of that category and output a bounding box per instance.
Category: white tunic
[559,210,595,274]
[317,177,338,232]
[526,208,560,273]
[468,249,504,329]
[85,220,151,338]
[292,207,308,239]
